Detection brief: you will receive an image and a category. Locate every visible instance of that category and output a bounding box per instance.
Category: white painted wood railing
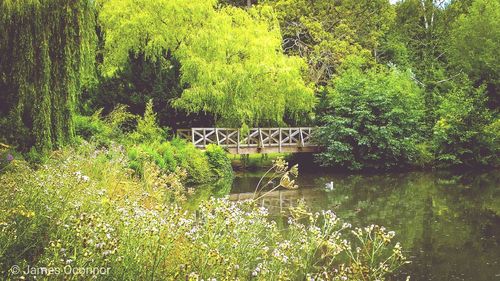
[177,127,317,154]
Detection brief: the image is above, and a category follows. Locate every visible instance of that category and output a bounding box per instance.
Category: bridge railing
[177,127,317,154]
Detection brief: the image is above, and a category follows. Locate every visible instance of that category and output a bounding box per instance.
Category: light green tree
[98,0,315,126]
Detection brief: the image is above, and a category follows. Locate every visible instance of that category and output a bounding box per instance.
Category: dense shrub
[315,61,425,170]
[433,84,499,167]
[128,99,166,144]
[0,142,407,280]
[74,110,110,142]
[75,104,227,183]
[127,139,213,184]
[205,144,233,179]
[75,105,136,146]
[169,138,212,183]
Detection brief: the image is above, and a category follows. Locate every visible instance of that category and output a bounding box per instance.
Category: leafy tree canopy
[0,0,96,152]
[262,0,395,85]
[98,0,315,127]
[433,81,498,167]
[447,0,500,107]
[315,57,425,170]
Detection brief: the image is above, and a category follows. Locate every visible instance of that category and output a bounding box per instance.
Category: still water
[231,170,500,281]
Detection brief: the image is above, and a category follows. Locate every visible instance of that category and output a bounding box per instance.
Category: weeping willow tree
[0,0,96,152]
[98,0,315,127]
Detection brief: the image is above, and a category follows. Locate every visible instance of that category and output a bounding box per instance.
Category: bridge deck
[177,127,319,154]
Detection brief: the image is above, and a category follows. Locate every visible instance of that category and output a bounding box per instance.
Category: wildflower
[342,223,352,229]
[6,154,14,161]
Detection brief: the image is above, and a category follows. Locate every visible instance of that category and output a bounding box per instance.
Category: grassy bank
[0,141,408,280]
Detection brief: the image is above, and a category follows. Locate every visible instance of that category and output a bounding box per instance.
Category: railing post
[203,128,206,147]
[237,128,240,154]
[259,128,263,148]
[191,128,195,146]
[279,128,282,153]
[299,128,304,147]
[215,128,220,145]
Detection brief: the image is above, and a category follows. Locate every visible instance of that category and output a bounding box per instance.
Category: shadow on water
[230,169,500,281]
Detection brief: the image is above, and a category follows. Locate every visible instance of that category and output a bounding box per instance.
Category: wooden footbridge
[177,127,319,154]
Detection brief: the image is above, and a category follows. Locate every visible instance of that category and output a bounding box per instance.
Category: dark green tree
[433,81,498,167]
[315,58,425,170]
[85,53,213,130]
[0,0,96,152]
[447,0,500,108]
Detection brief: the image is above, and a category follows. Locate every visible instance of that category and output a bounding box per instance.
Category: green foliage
[75,105,225,183]
[129,100,166,144]
[75,105,136,146]
[83,53,209,130]
[432,83,498,167]
[387,0,468,128]
[127,140,213,184]
[0,0,96,152]
[0,144,19,171]
[448,0,500,106]
[170,138,213,183]
[175,6,315,126]
[315,60,425,170]
[98,0,315,126]
[205,144,233,179]
[74,110,110,142]
[263,0,395,85]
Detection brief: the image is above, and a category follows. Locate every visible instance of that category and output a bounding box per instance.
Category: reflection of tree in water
[228,170,499,280]
[310,171,500,281]
[186,176,234,210]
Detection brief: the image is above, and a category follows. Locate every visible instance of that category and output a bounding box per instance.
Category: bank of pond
[0,142,498,280]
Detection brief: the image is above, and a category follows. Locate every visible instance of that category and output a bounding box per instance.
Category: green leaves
[315,61,425,170]
[432,83,498,167]
[98,1,315,127]
[0,0,97,152]
[263,0,395,84]
[98,0,217,75]
[447,0,500,105]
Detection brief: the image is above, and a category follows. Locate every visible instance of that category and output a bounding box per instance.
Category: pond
[230,170,500,281]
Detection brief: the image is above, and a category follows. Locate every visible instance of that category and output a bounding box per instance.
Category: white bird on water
[325,181,334,191]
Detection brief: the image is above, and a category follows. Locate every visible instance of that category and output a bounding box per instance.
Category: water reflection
[231,170,500,281]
